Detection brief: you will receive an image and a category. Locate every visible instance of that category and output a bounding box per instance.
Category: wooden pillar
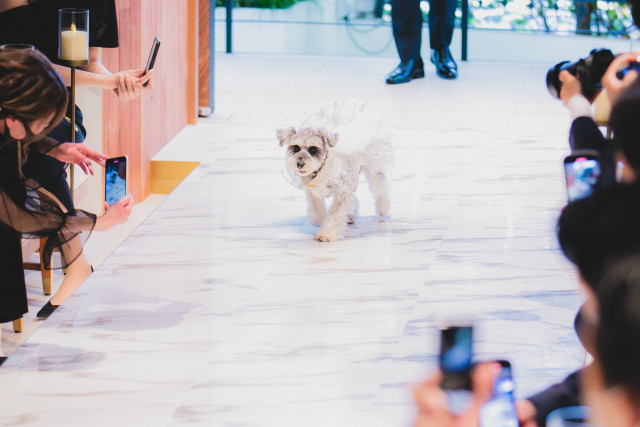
[102,0,198,202]
[198,0,214,116]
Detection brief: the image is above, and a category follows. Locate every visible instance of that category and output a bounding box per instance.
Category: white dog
[277,99,395,242]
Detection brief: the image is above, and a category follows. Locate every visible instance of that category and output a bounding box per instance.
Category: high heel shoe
[0,357,7,367]
[37,300,59,319]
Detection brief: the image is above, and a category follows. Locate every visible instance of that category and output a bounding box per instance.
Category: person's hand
[413,362,501,427]
[559,71,585,106]
[46,143,108,175]
[113,68,153,101]
[95,195,134,231]
[602,52,639,105]
[515,399,539,427]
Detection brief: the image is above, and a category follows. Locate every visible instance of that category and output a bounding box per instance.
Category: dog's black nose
[296,162,305,169]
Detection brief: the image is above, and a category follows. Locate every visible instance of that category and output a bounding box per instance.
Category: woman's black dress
[0,1,118,323]
[0,136,96,323]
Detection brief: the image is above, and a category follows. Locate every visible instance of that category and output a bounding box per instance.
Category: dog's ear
[317,128,338,148]
[276,127,297,147]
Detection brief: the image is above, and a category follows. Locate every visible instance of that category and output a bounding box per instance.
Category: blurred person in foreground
[413,181,640,426]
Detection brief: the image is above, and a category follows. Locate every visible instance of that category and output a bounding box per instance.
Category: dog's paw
[376,196,391,216]
[316,229,339,242]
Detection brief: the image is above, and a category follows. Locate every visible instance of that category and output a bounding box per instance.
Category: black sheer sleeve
[0,183,96,269]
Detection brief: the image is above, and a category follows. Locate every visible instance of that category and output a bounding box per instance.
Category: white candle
[60,28,88,61]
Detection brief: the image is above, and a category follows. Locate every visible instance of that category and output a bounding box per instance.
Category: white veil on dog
[300,99,395,174]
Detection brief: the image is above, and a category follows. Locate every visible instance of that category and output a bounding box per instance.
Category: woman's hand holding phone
[95,195,134,231]
[113,68,153,101]
[413,362,502,427]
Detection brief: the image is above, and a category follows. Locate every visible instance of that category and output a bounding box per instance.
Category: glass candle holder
[0,44,35,50]
[58,8,89,62]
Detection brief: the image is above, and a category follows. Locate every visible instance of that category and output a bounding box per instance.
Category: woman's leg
[49,236,92,306]
[31,186,93,318]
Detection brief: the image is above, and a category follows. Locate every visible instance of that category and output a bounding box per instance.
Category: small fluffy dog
[277,99,395,242]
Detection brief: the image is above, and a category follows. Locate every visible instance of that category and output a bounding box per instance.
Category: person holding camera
[557,64,640,186]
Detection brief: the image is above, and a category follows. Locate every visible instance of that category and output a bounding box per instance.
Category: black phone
[105,156,128,206]
[564,150,601,203]
[439,324,473,414]
[142,37,161,88]
[479,360,519,427]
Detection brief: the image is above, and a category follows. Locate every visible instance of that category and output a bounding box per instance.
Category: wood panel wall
[102,0,198,202]
[198,0,212,113]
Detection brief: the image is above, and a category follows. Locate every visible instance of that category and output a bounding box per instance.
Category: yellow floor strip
[150,160,200,194]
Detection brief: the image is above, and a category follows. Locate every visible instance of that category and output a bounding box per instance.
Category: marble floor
[1,54,586,426]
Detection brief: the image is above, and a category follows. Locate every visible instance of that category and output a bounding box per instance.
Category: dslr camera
[546,48,615,101]
[547,49,640,101]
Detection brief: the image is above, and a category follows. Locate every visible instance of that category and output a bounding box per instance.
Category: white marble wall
[0,54,586,426]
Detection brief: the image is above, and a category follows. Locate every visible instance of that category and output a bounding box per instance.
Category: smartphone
[479,360,519,427]
[564,151,601,203]
[142,37,161,88]
[439,325,473,414]
[105,156,127,206]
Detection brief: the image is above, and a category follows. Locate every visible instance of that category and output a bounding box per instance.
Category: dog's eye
[308,147,318,156]
[290,145,301,153]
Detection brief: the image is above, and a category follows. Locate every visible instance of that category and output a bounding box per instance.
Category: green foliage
[215,0,302,8]
[463,0,633,35]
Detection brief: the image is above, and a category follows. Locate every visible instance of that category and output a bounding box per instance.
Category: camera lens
[546,61,571,99]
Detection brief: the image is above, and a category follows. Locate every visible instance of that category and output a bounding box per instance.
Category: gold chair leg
[39,238,52,295]
[13,318,23,333]
[42,277,52,296]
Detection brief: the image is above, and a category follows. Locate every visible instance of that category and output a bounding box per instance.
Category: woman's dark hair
[557,181,640,289]
[610,77,640,173]
[0,48,67,145]
[596,253,640,401]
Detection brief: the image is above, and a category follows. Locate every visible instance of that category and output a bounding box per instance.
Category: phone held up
[479,360,519,427]
[142,37,161,88]
[439,324,474,414]
[105,156,127,207]
[564,150,601,203]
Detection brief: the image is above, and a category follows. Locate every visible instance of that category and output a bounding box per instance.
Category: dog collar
[305,148,335,188]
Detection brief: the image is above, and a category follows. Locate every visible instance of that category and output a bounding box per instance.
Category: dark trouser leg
[429,0,457,49]
[391,0,423,62]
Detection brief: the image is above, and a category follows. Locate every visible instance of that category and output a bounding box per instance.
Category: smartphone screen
[479,361,519,427]
[105,156,127,206]
[440,325,473,390]
[564,154,601,203]
[440,325,473,414]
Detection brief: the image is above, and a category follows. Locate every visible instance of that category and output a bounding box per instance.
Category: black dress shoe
[385,59,425,84]
[37,300,59,319]
[430,47,458,79]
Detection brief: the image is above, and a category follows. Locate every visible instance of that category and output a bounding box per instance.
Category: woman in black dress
[0,0,151,319]
[0,48,133,365]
